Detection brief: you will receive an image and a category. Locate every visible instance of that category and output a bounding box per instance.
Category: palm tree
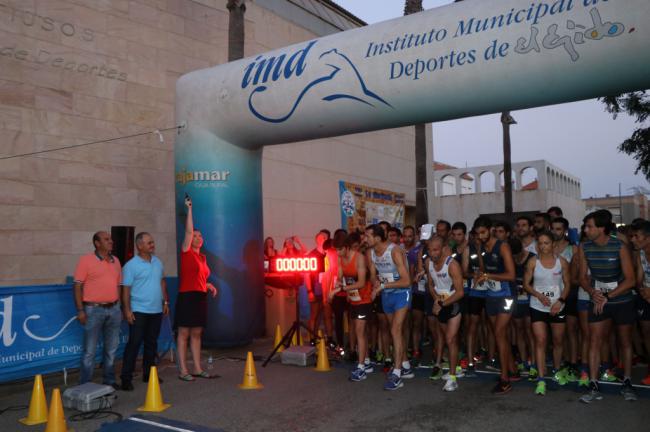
[404,0,427,228]
[227,0,246,61]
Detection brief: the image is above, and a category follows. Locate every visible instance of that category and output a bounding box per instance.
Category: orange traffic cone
[238,351,263,390]
[314,330,331,372]
[138,366,170,412]
[44,388,68,432]
[274,324,284,353]
[19,374,48,425]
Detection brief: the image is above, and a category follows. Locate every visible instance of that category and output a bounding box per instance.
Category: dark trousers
[332,295,348,346]
[120,312,162,383]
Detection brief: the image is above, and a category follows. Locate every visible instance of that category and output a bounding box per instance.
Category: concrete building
[0,0,427,287]
[432,160,585,227]
[584,193,649,224]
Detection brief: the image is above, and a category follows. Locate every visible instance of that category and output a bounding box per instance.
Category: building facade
[0,0,426,286]
[432,160,585,228]
[584,193,649,224]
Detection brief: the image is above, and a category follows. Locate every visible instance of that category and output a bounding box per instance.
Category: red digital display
[270,257,321,273]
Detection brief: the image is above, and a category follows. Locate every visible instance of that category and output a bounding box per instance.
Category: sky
[333,0,648,199]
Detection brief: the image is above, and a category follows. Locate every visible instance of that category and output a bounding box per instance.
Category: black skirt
[174,291,208,328]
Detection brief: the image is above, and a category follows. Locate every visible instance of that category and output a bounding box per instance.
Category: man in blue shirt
[120,232,169,391]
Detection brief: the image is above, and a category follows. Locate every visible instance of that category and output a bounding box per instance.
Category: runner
[629,219,650,385]
[366,224,412,390]
[523,231,572,395]
[516,216,537,254]
[509,237,536,380]
[425,236,465,391]
[578,210,637,403]
[533,213,552,236]
[375,221,393,370]
[404,226,425,365]
[451,221,470,370]
[473,216,517,394]
[552,217,580,382]
[330,233,374,382]
[494,221,512,242]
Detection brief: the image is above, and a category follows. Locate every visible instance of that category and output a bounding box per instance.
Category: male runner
[494,221,512,242]
[509,238,536,380]
[516,215,537,254]
[533,213,551,235]
[404,226,425,364]
[425,236,465,391]
[578,211,637,403]
[366,224,412,390]
[629,220,650,385]
[474,216,517,394]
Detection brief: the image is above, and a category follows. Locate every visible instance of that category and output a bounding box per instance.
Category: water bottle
[207,355,214,369]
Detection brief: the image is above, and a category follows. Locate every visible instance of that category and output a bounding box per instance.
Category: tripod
[263,283,316,367]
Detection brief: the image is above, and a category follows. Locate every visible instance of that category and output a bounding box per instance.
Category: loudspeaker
[111,226,134,266]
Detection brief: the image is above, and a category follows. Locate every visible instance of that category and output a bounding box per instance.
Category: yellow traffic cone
[138,366,170,412]
[314,330,331,372]
[238,351,263,390]
[19,374,48,425]
[274,324,284,353]
[44,388,68,432]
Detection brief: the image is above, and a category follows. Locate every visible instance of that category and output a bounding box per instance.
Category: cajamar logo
[176,169,231,185]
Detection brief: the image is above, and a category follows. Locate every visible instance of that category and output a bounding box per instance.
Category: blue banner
[0,281,177,383]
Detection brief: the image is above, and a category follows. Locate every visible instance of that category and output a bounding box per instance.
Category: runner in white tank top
[523,231,571,395]
[425,236,464,392]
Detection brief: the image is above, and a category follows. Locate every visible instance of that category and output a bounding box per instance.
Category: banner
[0,281,176,383]
[339,181,405,232]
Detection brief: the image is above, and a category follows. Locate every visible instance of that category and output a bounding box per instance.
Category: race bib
[473,280,488,291]
[486,279,502,293]
[379,273,395,284]
[347,289,361,302]
[417,278,427,293]
[594,280,618,293]
[531,285,561,312]
[436,290,452,300]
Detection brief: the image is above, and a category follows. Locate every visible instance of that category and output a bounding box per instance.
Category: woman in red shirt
[175,196,218,381]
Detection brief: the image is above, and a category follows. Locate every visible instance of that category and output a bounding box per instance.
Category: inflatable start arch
[175,0,650,346]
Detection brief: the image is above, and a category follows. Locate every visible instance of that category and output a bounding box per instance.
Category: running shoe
[443,376,458,392]
[374,351,384,363]
[459,358,469,369]
[516,362,525,373]
[527,366,539,382]
[349,367,367,382]
[430,365,443,380]
[552,370,569,386]
[383,373,403,391]
[465,364,477,378]
[620,379,637,401]
[363,363,374,374]
[579,381,603,404]
[509,370,522,382]
[600,369,618,383]
[401,366,415,379]
[383,359,393,373]
[455,365,465,378]
[641,374,650,386]
[491,379,512,395]
[486,358,500,371]
[565,367,578,383]
[441,361,450,370]
[534,380,546,396]
[578,371,590,387]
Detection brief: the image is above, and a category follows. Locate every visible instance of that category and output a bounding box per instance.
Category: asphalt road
[1,338,648,432]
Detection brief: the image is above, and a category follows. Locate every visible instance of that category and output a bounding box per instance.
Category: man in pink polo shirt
[73,231,123,389]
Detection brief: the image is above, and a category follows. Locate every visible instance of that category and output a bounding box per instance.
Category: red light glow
[273,257,318,273]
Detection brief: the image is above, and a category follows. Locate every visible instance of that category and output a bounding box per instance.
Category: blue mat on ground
[98,414,224,432]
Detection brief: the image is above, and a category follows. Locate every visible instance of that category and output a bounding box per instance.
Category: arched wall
[175,0,650,346]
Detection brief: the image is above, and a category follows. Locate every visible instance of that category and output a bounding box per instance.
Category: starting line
[98,415,223,432]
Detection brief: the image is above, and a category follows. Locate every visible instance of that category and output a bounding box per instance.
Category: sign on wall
[339,181,405,232]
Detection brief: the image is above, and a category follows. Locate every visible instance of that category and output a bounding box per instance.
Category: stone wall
[0,0,419,286]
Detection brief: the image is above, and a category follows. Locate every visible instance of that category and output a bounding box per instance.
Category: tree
[403,1,428,228]
[600,91,650,181]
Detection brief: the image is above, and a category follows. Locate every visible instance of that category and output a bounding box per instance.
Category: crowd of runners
[266,206,650,402]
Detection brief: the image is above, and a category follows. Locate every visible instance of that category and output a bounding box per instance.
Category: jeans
[120,312,163,383]
[80,303,122,385]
